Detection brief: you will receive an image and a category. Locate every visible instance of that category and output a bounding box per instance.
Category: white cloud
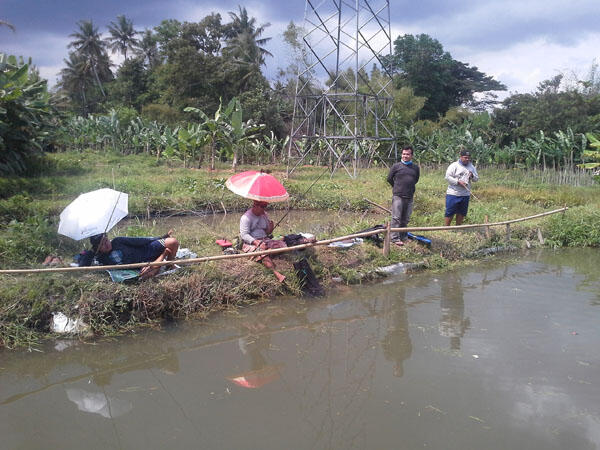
[3,32,70,88]
[456,33,600,96]
[7,0,599,96]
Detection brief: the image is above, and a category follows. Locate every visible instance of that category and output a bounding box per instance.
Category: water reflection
[381,287,412,377]
[229,326,281,389]
[3,249,600,449]
[438,275,470,350]
[66,388,132,419]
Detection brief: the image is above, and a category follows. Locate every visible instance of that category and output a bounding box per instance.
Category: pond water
[1,248,599,449]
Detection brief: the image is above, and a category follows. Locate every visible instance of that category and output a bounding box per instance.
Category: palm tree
[68,20,111,97]
[224,32,265,89]
[106,15,139,61]
[59,51,94,115]
[134,29,160,68]
[225,6,272,65]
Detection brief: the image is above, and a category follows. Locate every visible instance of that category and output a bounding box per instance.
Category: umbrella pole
[102,192,122,236]
[89,193,123,260]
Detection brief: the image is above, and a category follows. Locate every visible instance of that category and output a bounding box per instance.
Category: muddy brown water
[2,248,600,449]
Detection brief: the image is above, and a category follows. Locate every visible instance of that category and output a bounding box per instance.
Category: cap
[89,233,106,251]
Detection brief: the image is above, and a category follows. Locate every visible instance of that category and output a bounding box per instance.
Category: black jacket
[387,162,420,198]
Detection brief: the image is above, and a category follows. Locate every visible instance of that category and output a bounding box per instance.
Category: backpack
[293,257,325,297]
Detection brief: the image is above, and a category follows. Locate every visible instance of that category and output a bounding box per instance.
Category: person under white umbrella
[80,231,179,279]
[59,188,178,278]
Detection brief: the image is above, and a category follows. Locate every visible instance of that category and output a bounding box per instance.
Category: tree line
[1,6,600,176]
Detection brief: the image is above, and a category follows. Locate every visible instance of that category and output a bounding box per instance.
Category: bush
[0,216,78,267]
[543,206,600,247]
[0,54,54,175]
[141,103,183,125]
[0,195,36,223]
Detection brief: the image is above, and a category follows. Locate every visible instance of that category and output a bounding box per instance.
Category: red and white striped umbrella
[225,170,289,202]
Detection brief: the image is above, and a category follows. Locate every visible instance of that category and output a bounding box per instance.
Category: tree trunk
[80,86,87,116]
[91,62,106,98]
[210,140,215,171]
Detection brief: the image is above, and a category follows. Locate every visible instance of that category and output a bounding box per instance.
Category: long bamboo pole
[0,207,568,275]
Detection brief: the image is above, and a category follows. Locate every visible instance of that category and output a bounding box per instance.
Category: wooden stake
[383,222,391,257]
[537,228,545,245]
[506,223,511,242]
[484,215,490,239]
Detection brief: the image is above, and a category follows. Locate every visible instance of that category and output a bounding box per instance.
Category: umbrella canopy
[225,171,289,202]
[228,365,281,389]
[58,188,128,240]
[66,388,132,418]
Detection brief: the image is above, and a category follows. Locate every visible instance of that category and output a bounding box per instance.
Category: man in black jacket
[386,145,420,246]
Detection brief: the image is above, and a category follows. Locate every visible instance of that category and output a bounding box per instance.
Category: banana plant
[185,98,235,170]
[0,53,53,174]
[263,131,289,164]
[159,126,180,162]
[177,123,207,168]
[226,98,265,170]
[578,132,600,172]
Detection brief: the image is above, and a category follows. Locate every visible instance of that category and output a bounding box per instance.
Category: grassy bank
[1,151,599,349]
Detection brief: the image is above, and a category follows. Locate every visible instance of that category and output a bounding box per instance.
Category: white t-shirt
[240,209,270,244]
[445,161,479,196]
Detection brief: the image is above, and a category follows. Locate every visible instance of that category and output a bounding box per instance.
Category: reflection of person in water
[231,330,282,389]
[439,275,471,350]
[381,289,412,377]
[239,332,271,372]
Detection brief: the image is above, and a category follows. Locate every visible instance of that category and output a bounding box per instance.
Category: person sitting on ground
[78,230,179,279]
[240,200,287,283]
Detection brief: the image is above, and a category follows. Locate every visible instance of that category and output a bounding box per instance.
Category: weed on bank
[1,151,599,348]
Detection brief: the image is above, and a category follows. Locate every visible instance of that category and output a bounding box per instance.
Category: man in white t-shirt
[444,150,479,226]
[240,200,287,282]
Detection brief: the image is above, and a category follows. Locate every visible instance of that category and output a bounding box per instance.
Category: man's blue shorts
[445,194,470,217]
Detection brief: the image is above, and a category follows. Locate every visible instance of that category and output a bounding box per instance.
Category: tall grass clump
[0,216,79,268]
[543,206,600,247]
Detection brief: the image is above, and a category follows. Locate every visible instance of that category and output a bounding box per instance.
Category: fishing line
[271,165,331,232]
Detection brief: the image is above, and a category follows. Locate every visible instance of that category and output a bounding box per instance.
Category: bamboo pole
[387,207,568,232]
[0,207,568,275]
[364,198,391,213]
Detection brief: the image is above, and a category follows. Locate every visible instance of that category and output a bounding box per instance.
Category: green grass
[0,150,599,348]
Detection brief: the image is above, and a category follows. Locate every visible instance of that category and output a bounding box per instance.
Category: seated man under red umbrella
[78,230,179,279]
[240,200,288,283]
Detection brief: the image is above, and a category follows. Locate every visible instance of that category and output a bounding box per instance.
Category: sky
[1,0,599,97]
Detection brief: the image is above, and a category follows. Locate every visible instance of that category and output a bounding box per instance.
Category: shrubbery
[544,206,600,247]
[0,54,54,175]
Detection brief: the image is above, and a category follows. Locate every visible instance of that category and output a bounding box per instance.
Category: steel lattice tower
[287,0,396,177]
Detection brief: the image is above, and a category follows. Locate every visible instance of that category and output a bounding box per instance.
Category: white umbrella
[66,388,132,419]
[58,188,128,240]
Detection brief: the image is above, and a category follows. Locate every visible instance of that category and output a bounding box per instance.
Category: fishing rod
[246,166,330,255]
[271,166,330,232]
[463,184,482,203]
